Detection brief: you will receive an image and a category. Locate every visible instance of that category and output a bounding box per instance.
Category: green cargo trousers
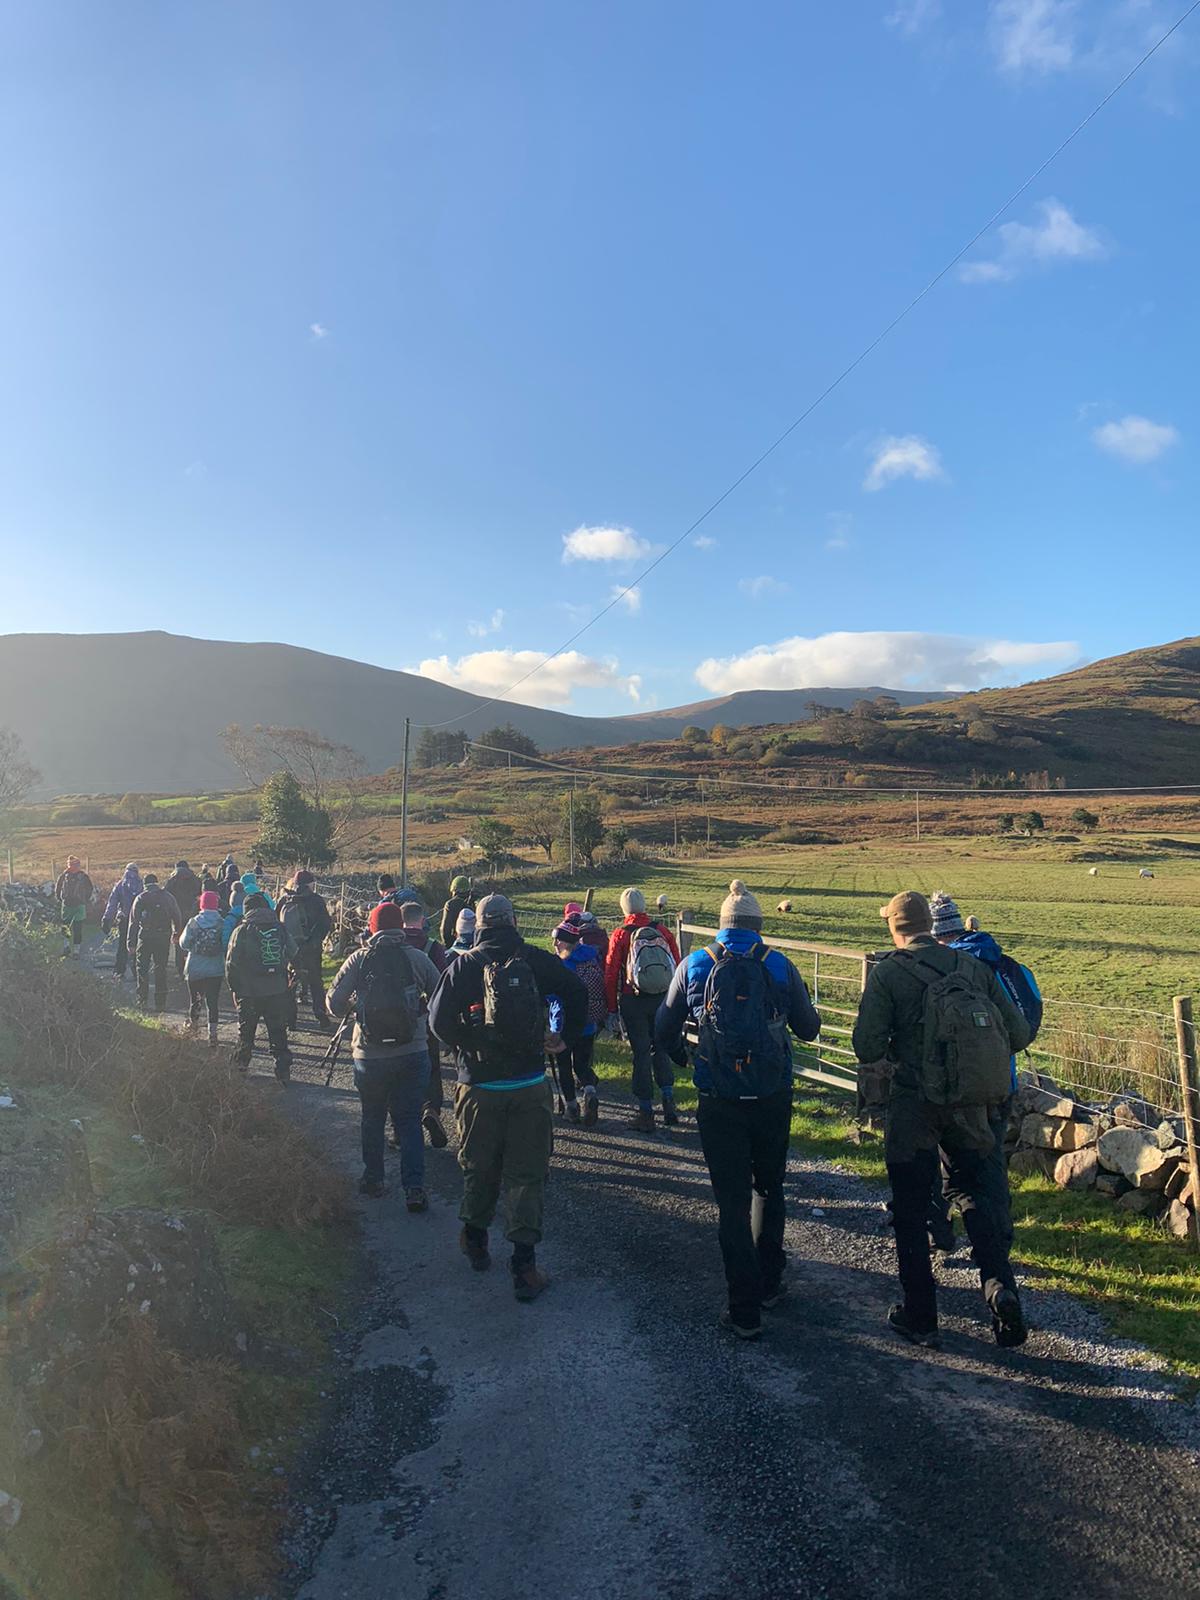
[455,1078,554,1247]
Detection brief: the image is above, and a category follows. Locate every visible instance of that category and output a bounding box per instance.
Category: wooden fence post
[677,909,694,958]
[1172,995,1200,1250]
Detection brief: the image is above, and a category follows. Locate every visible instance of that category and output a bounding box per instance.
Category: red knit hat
[369,901,406,934]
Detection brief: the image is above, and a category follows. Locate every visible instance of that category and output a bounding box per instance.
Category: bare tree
[510,785,558,861]
[0,728,41,846]
[220,724,369,855]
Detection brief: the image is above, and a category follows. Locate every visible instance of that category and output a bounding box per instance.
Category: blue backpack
[996,954,1043,1043]
[697,944,789,1099]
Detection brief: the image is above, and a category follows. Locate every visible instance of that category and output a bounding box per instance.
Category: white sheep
[777,899,793,913]
[656,894,669,912]
[1138,868,1155,879]
[1088,868,1099,877]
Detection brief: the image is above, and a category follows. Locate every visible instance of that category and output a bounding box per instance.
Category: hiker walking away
[327,902,443,1207]
[439,875,474,947]
[127,872,183,1012]
[447,906,476,959]
[932,892,1043,1252]
[55,855,94,956]
[279,870,333,1030]
[376,873,419,907]
[604,886,681,1132]
[563,901,609,965]
[395,900,451,1149]
[225,892,297,1084]
[238,869,274,908]
[429,893,586,1301]
[101,863,142,981]
[657,880,819,1339]
[200,864,219,896]
[548,919,606,1125]
[216,855,240,913]
[853,891,1032,1350]
[179,890,229,1046]
[164,860,202,975]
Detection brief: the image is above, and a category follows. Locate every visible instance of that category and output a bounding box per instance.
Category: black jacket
[428,923,586,1085]
[127,885,183,950]
[164,866,202,923]
[225,906,299,999]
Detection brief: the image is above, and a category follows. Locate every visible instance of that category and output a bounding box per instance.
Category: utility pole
[399,717,411,889]
[568,776,576,875]
[915,789,921,843]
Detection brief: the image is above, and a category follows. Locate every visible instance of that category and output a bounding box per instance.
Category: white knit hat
[620,887,646,915]
[719,879,763,924]
[930,892,965,938]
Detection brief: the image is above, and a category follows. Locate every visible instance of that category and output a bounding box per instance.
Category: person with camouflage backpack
[225,892,299,1084]
[853,891,1032,1351]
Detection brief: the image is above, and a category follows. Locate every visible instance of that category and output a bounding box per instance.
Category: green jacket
[852,935,1031,1093]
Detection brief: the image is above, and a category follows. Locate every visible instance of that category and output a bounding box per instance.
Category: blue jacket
[178,909,229,980]
[102,866,143,927]
[947,929,1041,1090]
[548,941,603,1038]
[655,928,821,1095]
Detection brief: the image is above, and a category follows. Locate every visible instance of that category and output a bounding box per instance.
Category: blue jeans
[355,1053,429,1188]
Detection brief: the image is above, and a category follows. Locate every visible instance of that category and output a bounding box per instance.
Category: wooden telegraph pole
[399,717,411,889]
[1172,996,1200,1249]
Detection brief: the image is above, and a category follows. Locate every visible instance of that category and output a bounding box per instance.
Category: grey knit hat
[620,886,646,916]
[930,892,966,939]
[719,879,763,925]
[476,892,515,926]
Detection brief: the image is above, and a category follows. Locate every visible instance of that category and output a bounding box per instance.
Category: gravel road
[94,954,1200,1600]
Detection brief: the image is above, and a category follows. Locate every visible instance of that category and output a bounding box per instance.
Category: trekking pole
[322,1014,354,1088]
[547,1052,565,1115]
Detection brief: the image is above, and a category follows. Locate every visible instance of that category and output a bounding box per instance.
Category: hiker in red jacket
[604,887,681,1133]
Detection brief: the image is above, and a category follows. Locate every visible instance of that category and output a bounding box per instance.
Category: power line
[414,0,1199,732]
[461,739,1200,799]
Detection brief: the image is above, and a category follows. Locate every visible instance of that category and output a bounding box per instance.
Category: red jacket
[604,912,681,1012]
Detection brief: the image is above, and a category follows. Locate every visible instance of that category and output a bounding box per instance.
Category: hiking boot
[719,1310,763,1341]
[928,1218,958,1256]
[661,1099,681,1127]
[990,1288,1028,1349]
[565,1098,581,1123]
[274,1063,292,1087]
[630,1107,655,1134]
[405,1187,429,1214]
[887,1305,941,1348]
[460,1227,490,1271]
[512,1262,550,1302]
[582,1089,599,1126]
[761,1278,789,1311]
[359,1178,386,1198]
[423,1111,448,1149]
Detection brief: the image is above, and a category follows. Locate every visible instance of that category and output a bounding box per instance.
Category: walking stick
[322,1014,355,1088]
[547,1052,565,1115]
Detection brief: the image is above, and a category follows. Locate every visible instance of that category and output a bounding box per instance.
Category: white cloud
[466,609,504,639]
[561,524,651,563]
[989,0,1077,74]
[695,630,1079,695]
[414,648,641,708]
[738,575,790,600]
[309,322,329,340]
[961,199,1106,284]
[887,0,942,33]
[864,435,946,492]
[693,534,718,550]
[610,584,642,615]
[1093,414,1179,464]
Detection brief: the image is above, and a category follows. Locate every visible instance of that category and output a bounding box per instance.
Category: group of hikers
[62,853,1042,1346]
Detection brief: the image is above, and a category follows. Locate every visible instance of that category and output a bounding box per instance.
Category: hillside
[0,631,957,795]
[627,685,952,732]
[0,633,679,794]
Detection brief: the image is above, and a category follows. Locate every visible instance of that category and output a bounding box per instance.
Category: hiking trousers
[620,990,675,1104]
[424,1039,444,1113]
[931,1097,1014,1251]
[558,1033,598,1101]
[455,1078,554,1247]
[188,976,222,1030]
[886,1092,1017,1329]
[113,913,132,977]
[234,993,293,1076]
[357,1053,428,1189]
[135,936,171,1012]
[696,1087,792,1331]
[288,943,328,1027]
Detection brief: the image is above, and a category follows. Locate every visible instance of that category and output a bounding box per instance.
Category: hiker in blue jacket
[932,893,1042,1252]
[101,863,143,982]
[546,919,606,1126]
[656,880,820,1339]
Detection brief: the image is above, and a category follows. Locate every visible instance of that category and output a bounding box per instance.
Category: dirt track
[107,953,1200,1600]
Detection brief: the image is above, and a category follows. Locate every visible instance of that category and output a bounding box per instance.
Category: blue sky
[0,1,1195,715]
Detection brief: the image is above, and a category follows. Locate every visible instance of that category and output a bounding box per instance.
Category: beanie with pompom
[719,879,763,925]
[620,887,646,916]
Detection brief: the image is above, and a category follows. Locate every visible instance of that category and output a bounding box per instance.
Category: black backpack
[138,892,174,941]
[480,955,544,1057]
[357,940,419,1047]
[697,944,790,1098]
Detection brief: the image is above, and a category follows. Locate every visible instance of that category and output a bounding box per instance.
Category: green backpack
[899,952,1013,1107]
